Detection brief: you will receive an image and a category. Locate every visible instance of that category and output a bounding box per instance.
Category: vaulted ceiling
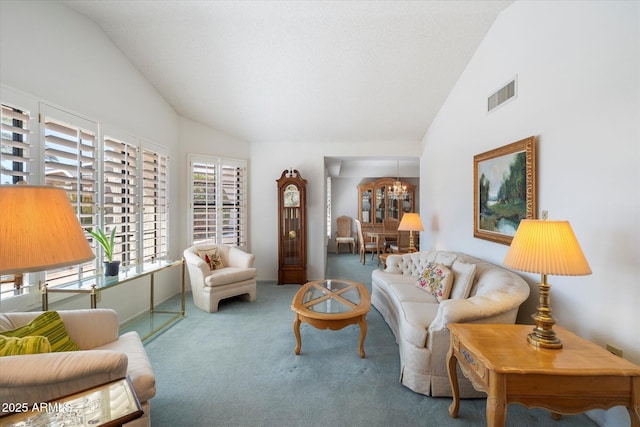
[62,0,511,144]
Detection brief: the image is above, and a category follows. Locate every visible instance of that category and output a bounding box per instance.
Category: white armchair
[0,309,155,426]
[183,243,257,313]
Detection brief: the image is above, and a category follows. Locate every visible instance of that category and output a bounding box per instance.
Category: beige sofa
[371,250,530,397]
[184,244,257,313]
[0,309,155,426]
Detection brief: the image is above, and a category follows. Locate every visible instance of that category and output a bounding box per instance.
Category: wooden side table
[447,323,640,427]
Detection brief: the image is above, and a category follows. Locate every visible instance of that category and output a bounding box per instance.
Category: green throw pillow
[1,311,79,352]
[0,335,52,356]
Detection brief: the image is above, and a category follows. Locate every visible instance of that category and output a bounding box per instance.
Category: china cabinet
[357,178,415,232]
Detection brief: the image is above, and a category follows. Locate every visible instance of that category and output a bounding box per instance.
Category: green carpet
[142,252,596,426]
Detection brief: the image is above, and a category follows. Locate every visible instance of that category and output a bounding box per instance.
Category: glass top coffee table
[291,279,371,358]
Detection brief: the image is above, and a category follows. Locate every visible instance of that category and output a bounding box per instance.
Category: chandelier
[387,160,408,201]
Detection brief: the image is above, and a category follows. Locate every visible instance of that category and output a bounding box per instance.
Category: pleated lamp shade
[503,219,591,276]
[0,185,95,274]
[398,213,424,232]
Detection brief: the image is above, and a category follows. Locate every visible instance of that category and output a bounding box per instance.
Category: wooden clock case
[276,169,307,285]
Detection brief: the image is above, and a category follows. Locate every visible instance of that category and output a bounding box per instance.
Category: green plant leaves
[86,226,116,262]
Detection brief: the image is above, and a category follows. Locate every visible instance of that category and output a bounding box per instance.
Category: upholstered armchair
[0,309,155,427]
[335,215,356,254]
[183,243,257,313]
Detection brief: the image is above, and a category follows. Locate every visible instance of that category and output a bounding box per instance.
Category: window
[0,90,171,307]
[103,134,139,266]
[1,101,33,298]
[1,104,31,185]
[326,175,332,238]
[189,155,247,248]
[42,104,99,285]
[142,146,169,261]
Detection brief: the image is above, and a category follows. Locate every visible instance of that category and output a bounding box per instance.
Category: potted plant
[86,226,120,276]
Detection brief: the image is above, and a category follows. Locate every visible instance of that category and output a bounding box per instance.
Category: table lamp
[398,213,424,253]
[503,213,591,349]
[0,185,95,285]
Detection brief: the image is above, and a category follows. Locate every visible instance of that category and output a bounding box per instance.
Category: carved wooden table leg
[487,372,507,427]
[630,377,640,427]
[358,315,367,358]
[447,347,460,418]
[293,315,302,355]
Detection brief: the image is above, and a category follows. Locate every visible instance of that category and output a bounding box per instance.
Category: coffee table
[291,279,371,358]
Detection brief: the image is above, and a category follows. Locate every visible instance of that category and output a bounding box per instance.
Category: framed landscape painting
[473,136,537,245]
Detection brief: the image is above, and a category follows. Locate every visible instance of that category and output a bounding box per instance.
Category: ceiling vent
[488,77,517,112]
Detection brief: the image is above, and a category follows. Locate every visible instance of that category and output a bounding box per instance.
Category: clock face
[284,184,300,207]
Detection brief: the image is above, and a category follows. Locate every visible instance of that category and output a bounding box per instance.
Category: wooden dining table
[365,231,398,266]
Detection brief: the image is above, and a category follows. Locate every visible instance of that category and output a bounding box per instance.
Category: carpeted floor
[142,252,597,426]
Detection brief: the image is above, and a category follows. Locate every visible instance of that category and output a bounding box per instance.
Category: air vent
[488,77,517,112]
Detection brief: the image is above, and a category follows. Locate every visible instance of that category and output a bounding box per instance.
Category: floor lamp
[503,216,591,349]
[0,185,95,296]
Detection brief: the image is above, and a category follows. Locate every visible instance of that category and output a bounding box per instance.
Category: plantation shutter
[1,104,32,184]
[1,102,33,298]
[142,147,169,262]
[220,161,246,247]
[189,155,247,248]
[326,176,332,238]
[103,135,139,267]
[192,160,217,244]
[42,105,98,285]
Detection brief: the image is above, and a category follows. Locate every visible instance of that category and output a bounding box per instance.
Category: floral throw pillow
[197,248,224,270]
[415,262,453,302]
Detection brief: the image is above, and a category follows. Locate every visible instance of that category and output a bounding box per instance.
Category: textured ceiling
[62,0,510,143]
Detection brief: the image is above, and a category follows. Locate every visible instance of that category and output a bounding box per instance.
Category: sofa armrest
[2,309,119,350]
[0,350,128,405]
[428,292,526,333]
[383,254,405,274]
[58,309,120,349]
[184,250,210,273]
[228,247,255,269]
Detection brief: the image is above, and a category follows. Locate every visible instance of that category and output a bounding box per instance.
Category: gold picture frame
[473,136,537,245]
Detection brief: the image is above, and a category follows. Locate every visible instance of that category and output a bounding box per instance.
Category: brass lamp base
[528,274,563,349]
[528,328,563,349]
[407,231,417,253]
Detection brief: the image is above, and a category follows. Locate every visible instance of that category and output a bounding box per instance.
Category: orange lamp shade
[503,219,591,276]
[0,185,95,274]
[398,213,424,232]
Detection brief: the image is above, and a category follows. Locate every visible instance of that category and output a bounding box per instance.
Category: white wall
[420,2,639,424]
[0,0,182,322]
[250,141,421,282]
[329,176,361,252]
[0,1,177,148]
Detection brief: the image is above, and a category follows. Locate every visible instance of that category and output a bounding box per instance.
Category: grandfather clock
[277,168,307,285]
